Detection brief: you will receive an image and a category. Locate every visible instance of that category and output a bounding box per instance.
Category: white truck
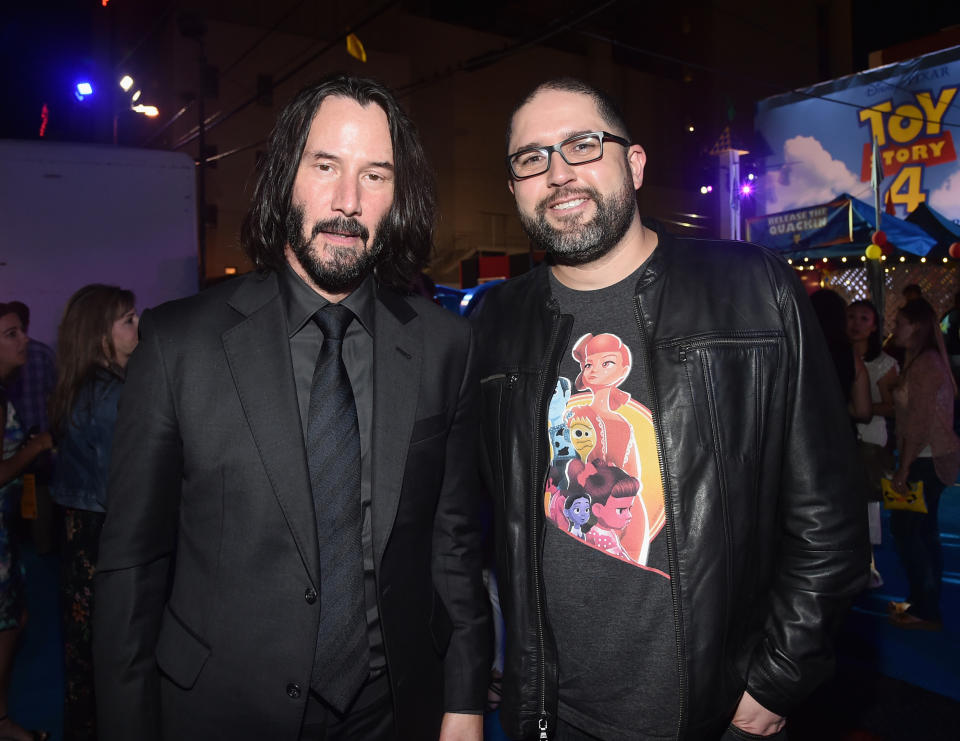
[0,139,198,347]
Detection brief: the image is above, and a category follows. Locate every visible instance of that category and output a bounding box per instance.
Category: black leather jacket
[474,227,869,740]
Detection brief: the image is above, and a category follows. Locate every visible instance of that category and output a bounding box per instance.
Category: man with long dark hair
[94,74,489,741]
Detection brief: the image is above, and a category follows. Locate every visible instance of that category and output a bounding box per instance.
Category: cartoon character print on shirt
[544,332,668,577]
[547,378,576,489]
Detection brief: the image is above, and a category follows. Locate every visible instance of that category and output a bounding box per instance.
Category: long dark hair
[49,284,135,437]
[898,298,939,357]
[897,297,957,397]
[240,73,435,292]
[849,299,883,361]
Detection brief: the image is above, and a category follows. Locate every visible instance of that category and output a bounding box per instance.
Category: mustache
[308,215,370,244]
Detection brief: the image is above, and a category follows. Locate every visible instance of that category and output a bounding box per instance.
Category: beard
[517,178,637,266]
[285,205,386,293]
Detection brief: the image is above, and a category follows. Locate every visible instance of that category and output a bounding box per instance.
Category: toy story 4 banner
[755,45,960,224]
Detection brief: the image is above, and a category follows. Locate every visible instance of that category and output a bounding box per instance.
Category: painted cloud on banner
[767,136,861,212]
[929,166,960,222]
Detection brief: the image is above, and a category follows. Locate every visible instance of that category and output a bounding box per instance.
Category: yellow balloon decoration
[865,243,882,260]
[346,34,367,63]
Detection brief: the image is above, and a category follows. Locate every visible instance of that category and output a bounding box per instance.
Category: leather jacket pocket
[155,605,211,690]
[675,332,780,458]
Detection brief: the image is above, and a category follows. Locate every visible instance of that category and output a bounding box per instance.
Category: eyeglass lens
[511,133,604,178]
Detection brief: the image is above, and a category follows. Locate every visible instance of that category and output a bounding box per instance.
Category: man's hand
[438,712,482,741]
[730,691,785,736]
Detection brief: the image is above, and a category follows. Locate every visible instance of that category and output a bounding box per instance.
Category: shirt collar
[279,264,375,338]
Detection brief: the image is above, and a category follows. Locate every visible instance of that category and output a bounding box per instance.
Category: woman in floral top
[889,298,960,630]
[49,285,138,741]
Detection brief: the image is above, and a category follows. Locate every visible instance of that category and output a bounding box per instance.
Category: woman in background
[847,299,898,587]
[810,289,871,423]
[0,303,52,741]
[50,285,138,740]
[889,298,959,630]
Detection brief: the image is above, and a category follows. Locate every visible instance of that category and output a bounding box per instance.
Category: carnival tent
[905,203,960,260]
[746,193,937,259]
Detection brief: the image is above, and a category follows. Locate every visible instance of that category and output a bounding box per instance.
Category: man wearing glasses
[473,78,867,740]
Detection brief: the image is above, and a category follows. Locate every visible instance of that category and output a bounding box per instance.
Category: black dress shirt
[279,265,385,678]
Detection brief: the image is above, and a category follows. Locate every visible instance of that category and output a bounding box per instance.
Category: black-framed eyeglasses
[507,131,631,180]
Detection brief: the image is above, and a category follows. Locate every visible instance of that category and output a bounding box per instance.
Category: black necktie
[306,303,369,713]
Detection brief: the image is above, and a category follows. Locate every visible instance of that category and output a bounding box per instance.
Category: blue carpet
[9,539,63,741]
[847,487,960,701]
[7,493,959,740]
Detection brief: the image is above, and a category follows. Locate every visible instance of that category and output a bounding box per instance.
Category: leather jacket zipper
[674,332,780,363]
[533,315,564,739]
[634,296,687,739]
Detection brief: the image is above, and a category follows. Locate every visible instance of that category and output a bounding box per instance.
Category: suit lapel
[222,273,320,586]
[371,288,421,566]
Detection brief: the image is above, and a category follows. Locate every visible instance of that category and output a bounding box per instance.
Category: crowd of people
[0,289,137,741]
[809,284,960,632]
[0,73,956,741]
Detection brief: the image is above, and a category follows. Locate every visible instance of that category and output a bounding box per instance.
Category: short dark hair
[902,283,922,298]
[506,77,633,153]
[240,73,435,292]
[8,301,28,331]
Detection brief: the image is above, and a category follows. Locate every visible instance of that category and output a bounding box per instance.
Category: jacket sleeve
[93,309,182,741]
[744,267,870,715]
[430,323,492,713]
[91,379,123,510]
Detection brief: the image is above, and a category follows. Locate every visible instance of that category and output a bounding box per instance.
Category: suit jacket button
[304,588,317,604]
[286,683,301,699]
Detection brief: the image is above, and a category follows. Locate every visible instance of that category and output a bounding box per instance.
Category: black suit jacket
[93,271,490,740]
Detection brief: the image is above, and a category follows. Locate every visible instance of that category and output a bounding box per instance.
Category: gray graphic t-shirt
[542,264,679,740]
